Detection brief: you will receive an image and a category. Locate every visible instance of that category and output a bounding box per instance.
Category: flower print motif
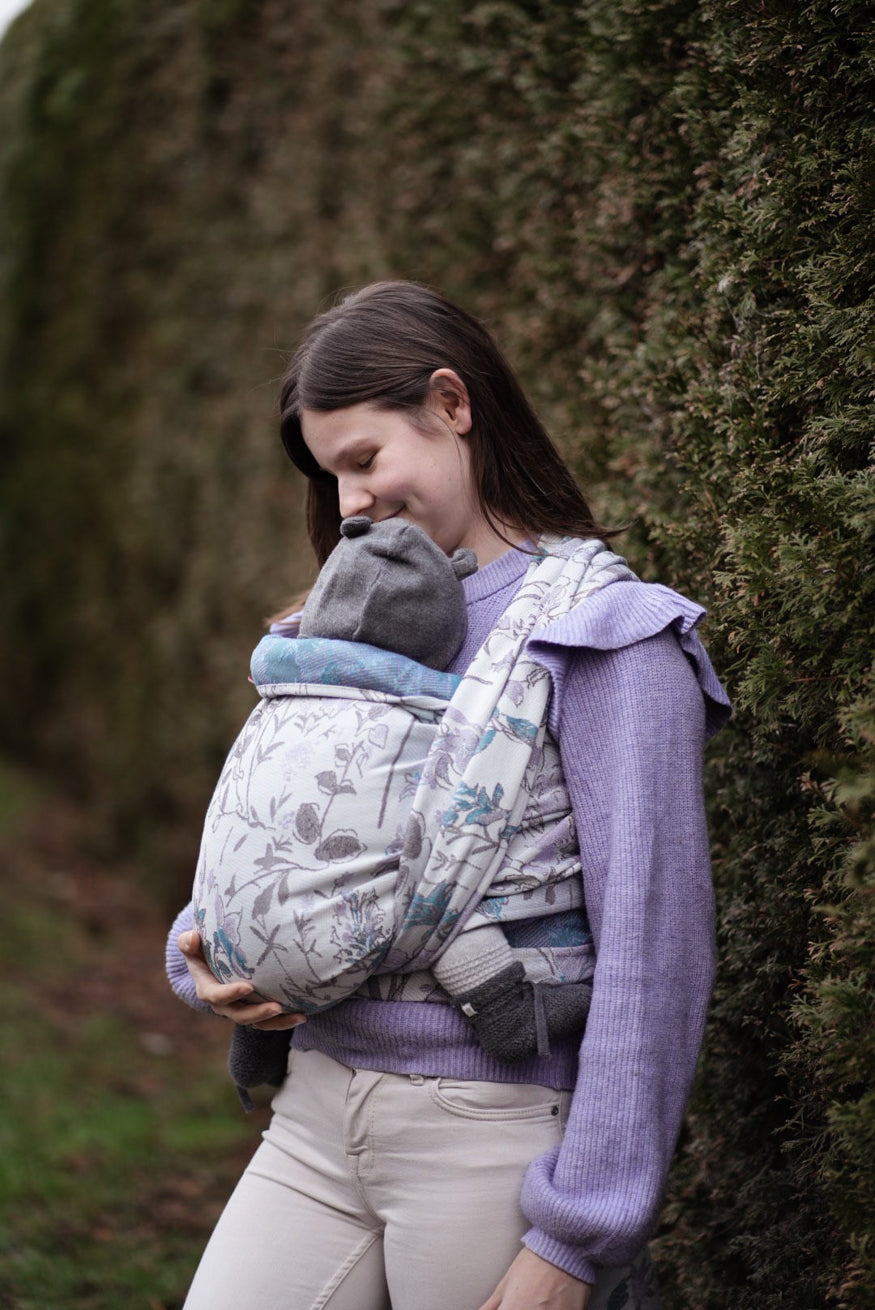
[401,881,457,929]
[502,676,527,707]
[315,830,365,863]
[485,644,524,675]
[502,714,539,746]
[295,802,321,843]
[330,887,391,972]
[442,781,510,832]
[470,710,539,762]
[197,889,253,984]
[401,812,425,860]
[367,723,389,749]
[419,746,454,791]
[316,770,356,797]
[419,711,482,789]
[475,895,508,921]
[398,768,424,802]
[194,859,220,899]
[192,902,207,939]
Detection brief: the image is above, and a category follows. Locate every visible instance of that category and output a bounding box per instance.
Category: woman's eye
[358,455,375,470]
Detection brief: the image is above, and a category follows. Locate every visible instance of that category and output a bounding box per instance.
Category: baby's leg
[433,924,593,1063]
[431,921,518,993]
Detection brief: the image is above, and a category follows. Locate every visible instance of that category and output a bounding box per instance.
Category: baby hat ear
[451,548,478,581]
[340,515,373,538]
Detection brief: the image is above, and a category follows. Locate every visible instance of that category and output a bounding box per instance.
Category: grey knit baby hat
[298,516,478,670]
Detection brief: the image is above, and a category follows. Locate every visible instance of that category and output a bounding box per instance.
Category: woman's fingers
[250,1011,308,1031]
[475,1250,591,1310]
[177,930,306,1028]
[178,931,253,1003]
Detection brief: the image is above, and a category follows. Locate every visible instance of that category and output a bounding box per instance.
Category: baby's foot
[454,962,592,1063]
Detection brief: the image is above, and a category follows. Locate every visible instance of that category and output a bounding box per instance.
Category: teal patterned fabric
[252,634,462,702]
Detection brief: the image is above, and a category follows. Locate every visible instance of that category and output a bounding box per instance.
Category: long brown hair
[280,281,611,565]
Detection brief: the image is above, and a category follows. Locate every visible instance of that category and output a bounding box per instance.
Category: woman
[167,281,730,1309]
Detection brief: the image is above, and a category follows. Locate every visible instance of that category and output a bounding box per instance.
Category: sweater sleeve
[166,901,213,1013]
[518,593,725,1282]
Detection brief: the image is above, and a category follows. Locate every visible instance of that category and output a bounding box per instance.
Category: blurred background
[0,1,872,1306]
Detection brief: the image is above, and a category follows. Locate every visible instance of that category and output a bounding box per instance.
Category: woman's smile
[301,400,508,562]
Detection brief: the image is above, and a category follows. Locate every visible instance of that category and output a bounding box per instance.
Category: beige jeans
[184,1048,659,1310]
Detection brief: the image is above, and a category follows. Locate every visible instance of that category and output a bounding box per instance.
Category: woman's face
[300,400,511,563]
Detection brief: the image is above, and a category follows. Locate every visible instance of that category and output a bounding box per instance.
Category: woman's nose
[337,475,375,519]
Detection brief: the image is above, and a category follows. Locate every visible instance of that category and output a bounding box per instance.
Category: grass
[0,760,270,1309]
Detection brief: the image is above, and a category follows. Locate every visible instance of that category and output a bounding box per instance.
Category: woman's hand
[478,1249,592,1310]
[178,931,307,1031]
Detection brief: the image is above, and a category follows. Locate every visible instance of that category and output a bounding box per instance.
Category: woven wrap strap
[381,536,634,973]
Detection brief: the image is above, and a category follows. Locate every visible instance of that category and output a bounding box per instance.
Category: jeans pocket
[428,1077,571,1125]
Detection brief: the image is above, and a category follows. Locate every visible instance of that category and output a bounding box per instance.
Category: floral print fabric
[193,537,632,1013]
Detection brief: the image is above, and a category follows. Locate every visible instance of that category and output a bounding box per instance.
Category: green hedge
[0,0,872,1303]
[0,0,385,886]
[377,5,875,1299]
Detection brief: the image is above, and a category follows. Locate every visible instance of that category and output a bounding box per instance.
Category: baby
[193,516,592,1096]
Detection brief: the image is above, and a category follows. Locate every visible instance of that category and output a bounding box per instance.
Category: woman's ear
[428,367,472,436]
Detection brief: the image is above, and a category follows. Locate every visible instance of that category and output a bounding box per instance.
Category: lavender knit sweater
[166,544,730,1285]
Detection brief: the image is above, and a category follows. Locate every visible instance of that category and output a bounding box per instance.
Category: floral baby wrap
[193,537,633,1013]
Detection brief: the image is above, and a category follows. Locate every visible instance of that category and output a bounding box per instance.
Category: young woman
[167,281,730,1310]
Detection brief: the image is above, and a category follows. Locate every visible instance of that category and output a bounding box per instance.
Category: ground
[0,769,271,1310]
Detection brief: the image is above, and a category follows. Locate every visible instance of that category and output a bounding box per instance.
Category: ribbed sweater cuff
[166,902,212,1012]
[522,1229,599,1286]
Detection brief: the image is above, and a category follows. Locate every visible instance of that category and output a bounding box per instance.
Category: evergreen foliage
[0,0,387,884]
[0,0,871,1302]
[374,4,875,1299]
